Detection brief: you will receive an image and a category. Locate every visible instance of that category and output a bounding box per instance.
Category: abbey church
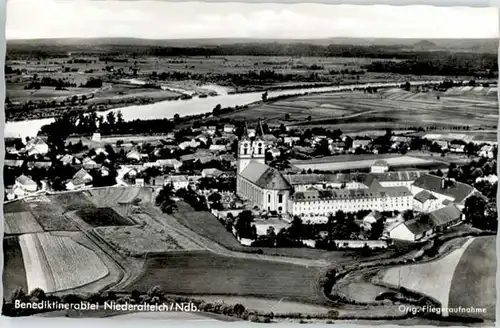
[236,122,292,214]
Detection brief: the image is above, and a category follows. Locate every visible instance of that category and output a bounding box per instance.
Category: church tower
[251,120,266,165]
[237,123,253,174]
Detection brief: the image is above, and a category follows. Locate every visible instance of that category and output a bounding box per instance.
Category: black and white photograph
[2,0,498,325]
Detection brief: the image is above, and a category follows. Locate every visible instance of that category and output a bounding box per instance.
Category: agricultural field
[18,232,109,293]
[88,186,154,207]
[375,236,496,319]
[49,192,96,211]
[221,86,498,133]
[125,251,326,304]
[3,237,29,298]
[448,236,496,320]
[75,207,134,227]
[4,211,44,235]
[93,226,183,256]
[5,196,78,232]
[292,155,435,172]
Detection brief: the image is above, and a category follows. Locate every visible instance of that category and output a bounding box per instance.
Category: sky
[6,0,499,39]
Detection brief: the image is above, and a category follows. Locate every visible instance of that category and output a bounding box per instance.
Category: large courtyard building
[236,126,480,221]
[289,186,412,218]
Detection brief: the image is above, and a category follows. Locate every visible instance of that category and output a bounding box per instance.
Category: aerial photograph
[2,0,498,325]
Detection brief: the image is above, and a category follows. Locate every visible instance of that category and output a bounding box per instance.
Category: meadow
[219,86,498,133]
[18,232,109,293]
[448,236,496,320]
[292,155,434,172]
[125,251,326,304]
[76,207,134,227]
[3,237,28,298]
[376,236,496,320]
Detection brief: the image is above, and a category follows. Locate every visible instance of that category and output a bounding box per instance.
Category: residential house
[166,175,190,190]
[329,141,345,153]
[269,148,281,158]
[413,190,441,212]
[179,140,201,150]
[434,140,449,151]
[450,144,465,153]
[352,139,371,150]
[92,132,101,142]
[4,159,24,167]
[15,174,38,193]
[66,168,93,190]
[143,161,160,168]
[27,161,52,169]
[25,137,49,156]
[363,211,383,225]
[126,150,142,161]
[135,178,145,186]
[197,135,209,144]
[95,147,109,156]
[247,128,256,138]
[371,160,389,173]
[156,159,182,171]
[283,136,300,147]
[201,168,226,178]
[82,157,98,169]
[223,124,235,133]
[206,126,217,136]
[180,154,198,164]
[60,154,80,166]
[479,145,495,158]
[209,144,227,152]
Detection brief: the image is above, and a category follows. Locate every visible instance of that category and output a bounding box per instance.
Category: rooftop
[292,186,411,201]
[240,161,291,190]
[414,190,437,203]
[413,174,476,204]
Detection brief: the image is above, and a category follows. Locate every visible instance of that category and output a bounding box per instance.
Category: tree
[285,113,291,120]
[287,216,304,240]
[174,113,180,122]
[208,192,222,203]
[464,195,497,231]
[106,111,116,126]
[156,184,177,213]
[234,210,255,239]
[213,104,222,115]
[116,110,124,125]
[262,91,268,102]
[370,219,385,240]
[402,210,414,221]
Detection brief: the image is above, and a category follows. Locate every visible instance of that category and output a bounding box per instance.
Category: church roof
[240,161,291,190]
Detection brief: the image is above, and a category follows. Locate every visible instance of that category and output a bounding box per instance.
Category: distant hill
[6,37,498,53]
[413,40,437,50]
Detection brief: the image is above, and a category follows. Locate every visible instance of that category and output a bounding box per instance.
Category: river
[4,80,444,138]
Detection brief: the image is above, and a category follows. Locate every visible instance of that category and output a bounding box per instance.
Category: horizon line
[7,36,499,41]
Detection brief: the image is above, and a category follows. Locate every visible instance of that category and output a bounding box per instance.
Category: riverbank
[3,79,458,138]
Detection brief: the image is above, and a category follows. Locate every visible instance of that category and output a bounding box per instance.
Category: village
[4,106,498,251]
